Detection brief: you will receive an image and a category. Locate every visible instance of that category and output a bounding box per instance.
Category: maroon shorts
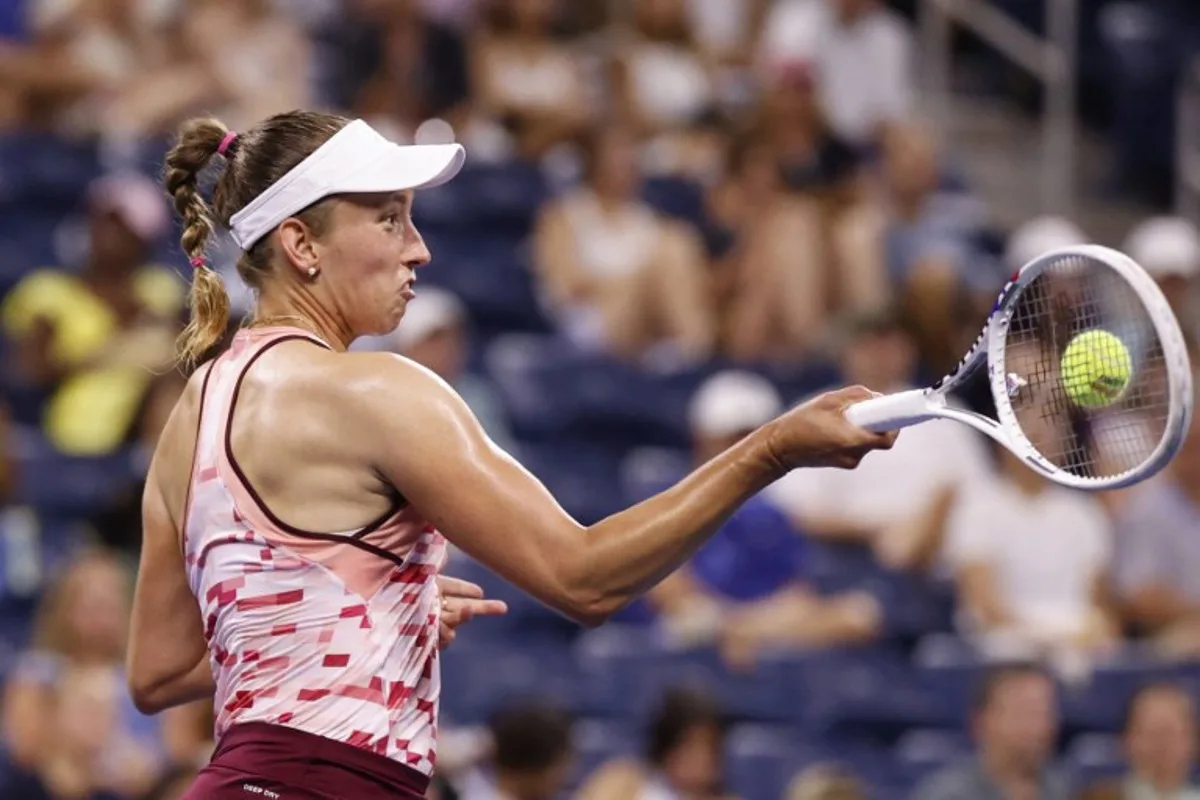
[181,722,430,799]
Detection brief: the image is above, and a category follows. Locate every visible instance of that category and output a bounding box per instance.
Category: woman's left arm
[127,467,214,715]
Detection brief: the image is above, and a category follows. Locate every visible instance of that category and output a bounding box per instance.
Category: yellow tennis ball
[1060,330,1133,408]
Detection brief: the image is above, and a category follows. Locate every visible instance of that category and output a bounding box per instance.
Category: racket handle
[844,389,942,433]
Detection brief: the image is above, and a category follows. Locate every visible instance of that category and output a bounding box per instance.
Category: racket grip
[844,389,941,433]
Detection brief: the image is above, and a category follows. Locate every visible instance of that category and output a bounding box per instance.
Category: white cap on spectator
[1124,216,1200,280]
[352,287,466,353]
[688,371,783,438]
[88,172,171,244]
[1005,216,1088,270]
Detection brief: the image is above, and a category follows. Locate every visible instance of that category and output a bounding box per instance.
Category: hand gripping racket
[845,245,1194,491]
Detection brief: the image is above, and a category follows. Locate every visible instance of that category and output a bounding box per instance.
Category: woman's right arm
[353,356,893,626]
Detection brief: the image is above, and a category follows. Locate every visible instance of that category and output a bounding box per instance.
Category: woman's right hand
[763,385,898,471]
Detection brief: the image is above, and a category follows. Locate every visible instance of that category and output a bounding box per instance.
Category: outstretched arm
[357,356,893,627]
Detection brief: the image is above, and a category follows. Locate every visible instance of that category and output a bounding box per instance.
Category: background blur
[1,1,1200,799]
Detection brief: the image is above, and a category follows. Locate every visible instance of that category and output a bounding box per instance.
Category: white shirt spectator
[944,480,1112,640]
[766,395,994,530]
[759,0,915,144]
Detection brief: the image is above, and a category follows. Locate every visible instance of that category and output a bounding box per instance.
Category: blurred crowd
[1,0,1200,798]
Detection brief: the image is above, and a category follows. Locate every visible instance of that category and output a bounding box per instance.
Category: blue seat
[518,441,626,525]
[619,446,691,503]
[1060,658,1173,732]
[0,208,63,293]
[574,627,796,723]
[1098,1,1186,201]
[440,639,580,725]
[569,719,639,788]
[484,334,582,439]
[423,235,549,333]
[893,729,973,787]
[641,177,707,228]
[1063,733,1125,790]
[13,439,141,518]
[725,725,827,800]
[788,647,948,735]
[485,338,709,447]
[0,136,101,205]
[464,162,549,230]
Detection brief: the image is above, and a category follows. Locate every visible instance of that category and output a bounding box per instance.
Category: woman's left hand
[436,575,508,650]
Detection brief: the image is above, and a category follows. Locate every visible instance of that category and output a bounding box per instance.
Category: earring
[307,266,318,278]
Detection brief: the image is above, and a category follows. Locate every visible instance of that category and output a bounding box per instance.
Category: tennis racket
[844,244,1194,491]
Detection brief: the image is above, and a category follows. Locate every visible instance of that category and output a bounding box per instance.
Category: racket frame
[845,244,1194,491]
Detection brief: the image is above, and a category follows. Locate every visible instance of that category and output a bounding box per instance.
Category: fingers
[828,384,879,408]
[435,575,485,600]
[466,598,509,617]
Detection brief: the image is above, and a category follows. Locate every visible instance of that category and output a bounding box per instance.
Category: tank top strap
[185,328,331,547]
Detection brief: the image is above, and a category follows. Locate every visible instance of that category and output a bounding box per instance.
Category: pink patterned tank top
[182,327,447,775]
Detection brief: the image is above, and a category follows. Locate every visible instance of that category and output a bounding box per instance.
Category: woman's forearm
[129,656,214,715]
[571,431,784,618]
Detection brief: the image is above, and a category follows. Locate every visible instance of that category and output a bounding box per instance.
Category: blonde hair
[785,764,867,800]
[162,110,349,368]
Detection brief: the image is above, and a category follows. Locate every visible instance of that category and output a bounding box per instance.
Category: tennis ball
[1059,330,1133,408]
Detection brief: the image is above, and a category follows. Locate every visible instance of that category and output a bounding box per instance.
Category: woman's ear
[276,217,322,280]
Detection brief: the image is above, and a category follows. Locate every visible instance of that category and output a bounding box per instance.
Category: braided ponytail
[163,118,232,369]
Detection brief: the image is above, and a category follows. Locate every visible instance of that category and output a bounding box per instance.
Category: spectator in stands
[614,0,714,137]
[1,172,182,456]
[533,125,716,365]
[943,350,1119,668]
[333,0,471,137]
[173,0,313,134]
[758,0,915,149]
[839,121,990,372]
[1005,216,1089,275]
[1124,216,1200,348]
[2,549,203,799]
[0,0,174,134]
[470,0,592,160]
[766,309,994,572]
[352,287,521,459]
[647,370,881,667]
[1082,682,1200,800]
[786,764,868,800]
[456,703,574,800]
[913,662,1069,800]
[580,688,733,800]
[711,75,885,363]
[0,664,139,800]
[708,129,842,362]
[1112,380,1200,657]
[0,402,92,648]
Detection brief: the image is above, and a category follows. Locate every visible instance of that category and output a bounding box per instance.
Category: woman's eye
[383,213,400,228]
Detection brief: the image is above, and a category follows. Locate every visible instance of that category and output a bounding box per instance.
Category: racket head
[984,244,1193,490]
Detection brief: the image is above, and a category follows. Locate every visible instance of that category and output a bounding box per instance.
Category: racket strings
[1004,255,1169,480]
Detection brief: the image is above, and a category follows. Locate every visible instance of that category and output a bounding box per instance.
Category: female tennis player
[126,110,897,799]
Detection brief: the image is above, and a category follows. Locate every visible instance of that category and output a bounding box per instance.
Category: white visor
[228,119,466,250]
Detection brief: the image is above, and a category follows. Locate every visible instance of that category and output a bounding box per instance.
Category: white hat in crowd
[688,371,783,438]
[1005,216,1089,271]
[351,286,466,353]
[1124,216,1200,280]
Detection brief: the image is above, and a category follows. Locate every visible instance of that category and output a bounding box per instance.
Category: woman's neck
[255,288,351,351]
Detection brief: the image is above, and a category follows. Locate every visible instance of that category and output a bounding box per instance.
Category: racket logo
[1005,372,1028,397]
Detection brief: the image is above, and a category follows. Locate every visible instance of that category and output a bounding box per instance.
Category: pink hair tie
[217,131,239,157]
[189,255,208,271]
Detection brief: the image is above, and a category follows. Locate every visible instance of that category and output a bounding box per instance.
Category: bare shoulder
[148,362,214,521]
[323,350,469,429]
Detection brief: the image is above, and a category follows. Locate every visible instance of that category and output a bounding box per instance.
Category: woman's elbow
[560,589,625,629]
[127,673,169,715]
